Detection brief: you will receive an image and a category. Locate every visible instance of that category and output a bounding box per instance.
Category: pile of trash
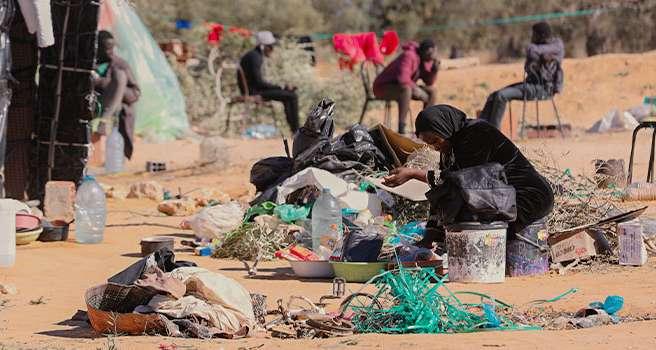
[176,98,434,271]
[588,103,654,133]
[83,248,256,339]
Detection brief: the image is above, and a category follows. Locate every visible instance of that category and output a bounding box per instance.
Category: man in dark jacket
[480,22,564,129]
[373,39,439,134]
[239,31,299,132]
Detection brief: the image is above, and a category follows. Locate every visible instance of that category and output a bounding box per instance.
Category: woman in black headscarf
[384,104,554,246]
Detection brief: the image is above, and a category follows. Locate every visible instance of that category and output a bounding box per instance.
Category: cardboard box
[549,230,598,263]
[618,220,648,266]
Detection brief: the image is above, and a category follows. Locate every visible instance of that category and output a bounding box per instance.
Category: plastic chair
[627,117,656,184]
[508,61,566,139]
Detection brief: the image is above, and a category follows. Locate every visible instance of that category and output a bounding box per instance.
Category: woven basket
[85,284,164,335]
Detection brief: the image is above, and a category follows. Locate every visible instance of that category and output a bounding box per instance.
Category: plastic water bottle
[311,188,343,260]
[0,199,16,267]
[75,176,107,244]
[105,126,124,173]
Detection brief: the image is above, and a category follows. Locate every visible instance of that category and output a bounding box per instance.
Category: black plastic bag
[293,124,388,173]
[341,219,383,262]
[250,156,293,192]
[292,98,335,158]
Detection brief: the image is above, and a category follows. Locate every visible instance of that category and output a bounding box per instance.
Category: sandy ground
[2,51,656,349]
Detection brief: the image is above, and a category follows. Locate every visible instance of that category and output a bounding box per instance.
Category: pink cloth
[332,31,399,70]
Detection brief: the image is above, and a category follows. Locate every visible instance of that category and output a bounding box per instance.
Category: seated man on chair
[480,22,564,129]
[372,39,439,134]
[239,31,300,132]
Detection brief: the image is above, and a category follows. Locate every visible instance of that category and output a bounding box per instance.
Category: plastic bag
[250,156,293,192]
[292,98,335,158]
[244,201,276,222]
[273,204,309,224]
[189,202,244,240]
[341,219,383,262]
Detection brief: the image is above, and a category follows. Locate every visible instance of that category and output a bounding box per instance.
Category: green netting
[349,267,540,334]
[104,0,189,141]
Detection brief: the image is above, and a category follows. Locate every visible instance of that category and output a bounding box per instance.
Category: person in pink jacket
[373,39,439,134]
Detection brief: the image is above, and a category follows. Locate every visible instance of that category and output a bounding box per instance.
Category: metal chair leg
[627,125,642,185]
[359,99,369,125]
[225,104,234,133]
[648,128,656,183]
[508,102,513,139]
[535,99,541,138]
[384,101,392,129]
[520,97,528,139]
[551,96,565,137]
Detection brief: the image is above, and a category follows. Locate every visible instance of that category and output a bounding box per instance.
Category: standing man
[480,22,564,129]
[373,39,439,134]
[239,31,299,132]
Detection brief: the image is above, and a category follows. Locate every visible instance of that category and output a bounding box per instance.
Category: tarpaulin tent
[99,0,189,141]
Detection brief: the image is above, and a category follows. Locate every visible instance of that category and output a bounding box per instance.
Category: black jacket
[239,47,280,94]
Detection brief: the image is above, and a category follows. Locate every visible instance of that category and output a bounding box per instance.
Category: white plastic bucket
[0,199,16,267]
[446,222,507,283]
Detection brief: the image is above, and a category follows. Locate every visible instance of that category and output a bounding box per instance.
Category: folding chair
[508,61,566,139]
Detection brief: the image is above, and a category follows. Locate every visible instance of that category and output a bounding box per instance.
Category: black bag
[428,163,517,224]
[340,219,383,262]
[293,124,388,173]
[292,98,335,158]
[250,156,293,193]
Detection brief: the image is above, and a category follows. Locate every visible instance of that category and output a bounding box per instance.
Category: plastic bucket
[445,222,507,283]
[506,219,549,277]
[289,260,334,279]
[331,262,387,283]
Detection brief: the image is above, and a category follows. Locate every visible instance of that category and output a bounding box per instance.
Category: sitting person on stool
[383,105,554,248]
[92,30,141,163]
[373,39,439,134]
[239,31,300,132]
[480,22,564,129]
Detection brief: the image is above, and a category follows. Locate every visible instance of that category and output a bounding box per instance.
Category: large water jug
[311,188,343,260]
[0,199,16,267]
[75,176,107,244]
[105,126,124,173]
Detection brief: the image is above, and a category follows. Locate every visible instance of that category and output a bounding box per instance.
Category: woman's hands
[383,167,426,187]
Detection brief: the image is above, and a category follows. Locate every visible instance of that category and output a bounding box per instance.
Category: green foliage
[265,41,365,129]
[171,34,364,133]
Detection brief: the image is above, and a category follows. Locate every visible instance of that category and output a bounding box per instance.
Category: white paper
[367,177,430,202]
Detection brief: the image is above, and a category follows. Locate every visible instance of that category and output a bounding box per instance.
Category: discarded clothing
[149,267,256,335]
[108,248,197,286]
[135,267,186,299]
[332,31,399,69]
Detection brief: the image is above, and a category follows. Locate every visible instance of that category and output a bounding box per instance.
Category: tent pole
[47,2,71,181]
